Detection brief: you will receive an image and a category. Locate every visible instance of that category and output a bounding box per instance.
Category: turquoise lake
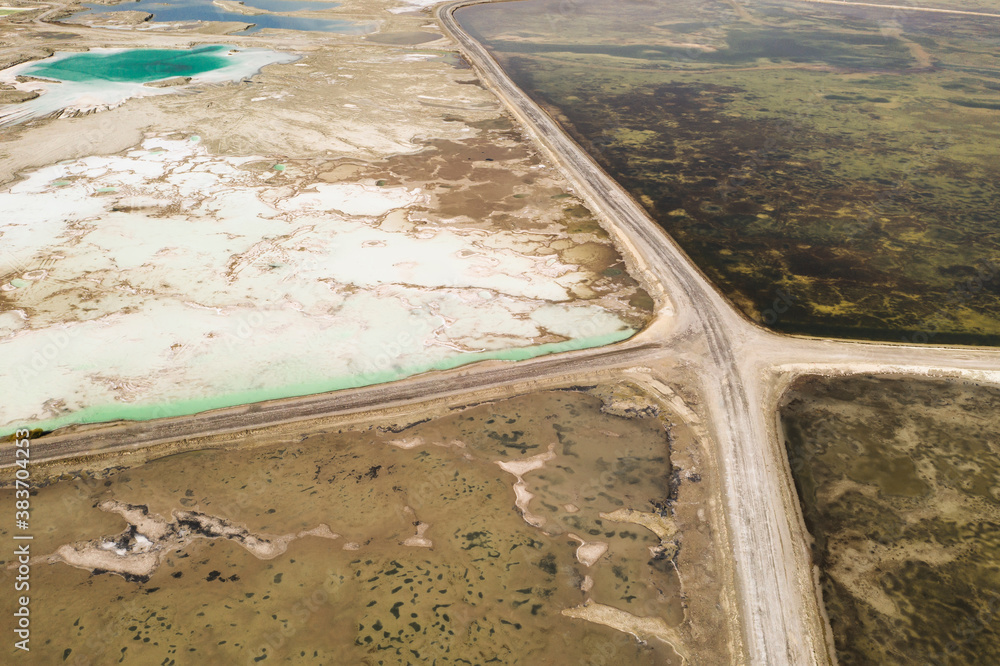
[25,44,233,83]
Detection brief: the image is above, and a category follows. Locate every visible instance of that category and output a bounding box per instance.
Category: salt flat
[0,133,641,433]
[0,0,652,433]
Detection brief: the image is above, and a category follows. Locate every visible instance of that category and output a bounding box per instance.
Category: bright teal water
[76,0,372,34]
[0,329,636,436]
[25,45,232,83]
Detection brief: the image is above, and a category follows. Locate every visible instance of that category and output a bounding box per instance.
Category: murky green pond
[1,389,735,663]
[781,375,1000,664]
[458,0,1000,344]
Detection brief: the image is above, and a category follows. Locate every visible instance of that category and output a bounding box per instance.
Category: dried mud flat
[0,0,653,433]
[0,386,738,664]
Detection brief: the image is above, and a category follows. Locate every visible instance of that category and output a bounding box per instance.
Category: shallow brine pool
[0,45,298,126]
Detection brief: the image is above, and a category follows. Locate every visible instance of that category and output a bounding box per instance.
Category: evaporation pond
[0,46,297,127]
[77,0,374,34]
[25,45,235,83]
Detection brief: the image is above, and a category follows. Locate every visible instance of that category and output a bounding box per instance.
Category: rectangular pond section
[781,375,1000,664]
[457,0,1000,345]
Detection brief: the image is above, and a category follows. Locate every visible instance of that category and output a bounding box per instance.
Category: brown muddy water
[781,375,1000,665]
[1,388,734,664]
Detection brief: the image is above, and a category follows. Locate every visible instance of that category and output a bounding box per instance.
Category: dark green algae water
[457,0,1000,346]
